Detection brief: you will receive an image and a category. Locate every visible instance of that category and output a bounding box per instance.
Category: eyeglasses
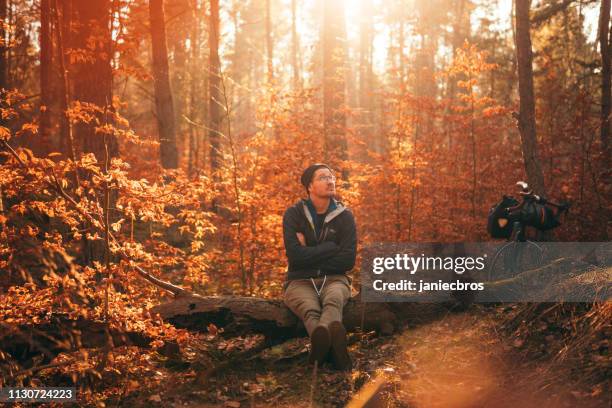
[316,175,336,183]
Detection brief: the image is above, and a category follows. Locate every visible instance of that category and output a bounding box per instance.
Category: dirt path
[369,308,608,408]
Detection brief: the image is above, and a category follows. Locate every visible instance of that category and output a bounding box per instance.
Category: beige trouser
[283,275,351,337]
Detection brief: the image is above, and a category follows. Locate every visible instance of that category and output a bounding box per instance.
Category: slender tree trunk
[39,0,52,156]
[445,0,469,148]
[5,0,10,87]
[443,0,470,238]
[61,0,71,56]
[407,34,426,241]
[149,0,178,169]
[291,0,300,90]
[0,0,7,90]
[171,33,186,144]
[599,0,611,158]
[265,0,279,142]
[209,0,221,179]
[358,0,374,152]
[448,0,467,101]
[71,0,115,265]
[53,0,75,162]
[409,0,440,240]
[507,0,517,107]
[188,0,200,176]
[396,8,406,240]
[398,10,405,92]
[71,0,116,161]
[358,0,372,108]
[0,0,5,207]
[469,71,476,221]
[265,0,273,85]
[323,0,348,176]
[514,0,546,196]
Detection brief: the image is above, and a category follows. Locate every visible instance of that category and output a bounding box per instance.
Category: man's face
[308,168,336,198]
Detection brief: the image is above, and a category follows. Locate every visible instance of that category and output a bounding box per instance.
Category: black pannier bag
[487,195,519,238]
[522,201,561,231]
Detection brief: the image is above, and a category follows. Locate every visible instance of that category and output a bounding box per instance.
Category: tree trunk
[188,0,200,176]
[398,6,405,92]
[70,0,115,265]
[39,0,52,156]
[208,0,221,179]
[447,0,468,102]
[0,0,7,90]
[71,0,116,162]
[323,0,348,176]
[265,0,273,85]
[514,0,547,197]
[151,295,403,339]
[358,0,372,109]
[358,0,374,153]
[149,0,179,169]
[53,0,76,162]
[291,0,300,90]
[171,30,187,149]
[599,0,611,158]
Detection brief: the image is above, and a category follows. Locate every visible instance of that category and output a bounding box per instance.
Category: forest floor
[111,304,610,408]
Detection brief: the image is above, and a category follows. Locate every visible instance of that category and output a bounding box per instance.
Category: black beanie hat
[300,163,332,190]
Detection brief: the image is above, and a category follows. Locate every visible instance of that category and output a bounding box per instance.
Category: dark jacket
[282,198,357,281]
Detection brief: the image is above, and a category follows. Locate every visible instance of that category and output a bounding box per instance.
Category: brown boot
[328,321,352,371]
[308,324,331,365]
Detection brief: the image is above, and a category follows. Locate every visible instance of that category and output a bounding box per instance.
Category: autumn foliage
[0,0,609,405]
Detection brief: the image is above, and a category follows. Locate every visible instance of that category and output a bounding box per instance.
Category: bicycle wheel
[488,242,518,281]
[518,240,544,273]
[488,241,543,281]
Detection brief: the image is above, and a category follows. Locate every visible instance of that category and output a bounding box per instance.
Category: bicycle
[487,181,570,281]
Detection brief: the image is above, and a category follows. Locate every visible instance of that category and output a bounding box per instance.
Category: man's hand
[296,232,306,246]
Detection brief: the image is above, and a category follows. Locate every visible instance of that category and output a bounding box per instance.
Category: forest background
[0,0,610,405]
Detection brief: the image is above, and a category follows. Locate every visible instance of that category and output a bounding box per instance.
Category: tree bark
[599,0,611,158]
[151,295,402,340]
[208,0,221,179]
[0,0,6,91]
[71,0,117,161]
[447,0,468,105]
[52,0,76,163]
[291,0,300,90]
[70,0,116,264]
[39,0,52,156]
[358,0,372,110]
[149,0,179,169]
[265,0,273,85]
[323,0,348,176]
[188,0,200,176]
[514,0,547,197]
[358,0,374,153]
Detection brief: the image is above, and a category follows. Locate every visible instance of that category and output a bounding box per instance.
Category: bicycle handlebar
[509,182,570,215]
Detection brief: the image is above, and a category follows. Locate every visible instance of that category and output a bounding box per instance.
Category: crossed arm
[319,211,356,272]
[283,207,339,268]
[282,207,357,272]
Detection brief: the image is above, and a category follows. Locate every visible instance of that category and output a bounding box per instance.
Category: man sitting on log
[282,163,357,371]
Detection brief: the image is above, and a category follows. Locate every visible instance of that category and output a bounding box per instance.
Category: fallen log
[151,295,401,339]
